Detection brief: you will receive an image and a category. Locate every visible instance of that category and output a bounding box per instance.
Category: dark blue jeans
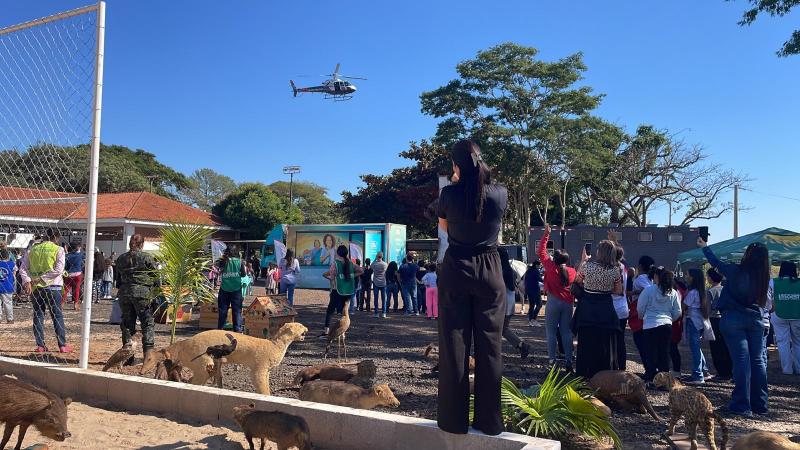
[373,286,387,313]
[721,310,768,414]
[387,282,399,310]
[217,289,243,332]
[279,282,296,306]
[401,282,418,314]
[32,288,67,348]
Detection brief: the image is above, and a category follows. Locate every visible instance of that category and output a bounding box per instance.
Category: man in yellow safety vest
[19,229,74,353]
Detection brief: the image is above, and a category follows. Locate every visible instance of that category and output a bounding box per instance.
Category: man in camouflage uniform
[115,234,157,360]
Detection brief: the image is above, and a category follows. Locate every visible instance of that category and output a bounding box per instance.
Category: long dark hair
[656,267,674,295]
[688,268,709,319]
[451,140,492,222]
[740,242,770,308]
[638,255,655,280]
[336,245,351,279]
[386,260,398,277]
[779,261,798,279]
[285,249,295,266]
[553,250,571,287]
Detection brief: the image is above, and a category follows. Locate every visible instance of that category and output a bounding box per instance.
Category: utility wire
[739,187,800,203]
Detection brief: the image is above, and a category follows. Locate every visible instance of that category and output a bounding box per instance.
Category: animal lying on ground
[299,380,400,410]
[141,323,308,395]
[653,372,728,450]
[293,360,377,388]
[588,370,662,421]
[0,376,71,450]
[424,343,475,373]
[732,431,800,450]
[233,403,312,450]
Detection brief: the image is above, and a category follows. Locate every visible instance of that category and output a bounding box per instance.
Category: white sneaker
[528,320,540,327]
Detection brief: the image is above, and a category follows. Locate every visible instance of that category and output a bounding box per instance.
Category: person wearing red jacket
[538,224,576,370]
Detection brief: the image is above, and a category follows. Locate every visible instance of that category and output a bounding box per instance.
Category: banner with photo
[295,231,365,266]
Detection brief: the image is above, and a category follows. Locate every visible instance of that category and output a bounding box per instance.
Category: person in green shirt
[217,247,247,332]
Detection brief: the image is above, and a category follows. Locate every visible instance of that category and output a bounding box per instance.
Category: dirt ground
[2,288,799,449]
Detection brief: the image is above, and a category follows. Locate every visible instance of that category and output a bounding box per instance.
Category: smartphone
[584,243,592,254]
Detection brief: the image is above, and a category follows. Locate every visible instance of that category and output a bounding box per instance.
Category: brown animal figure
[153,357,185,382]
[299,380,400,410]
[141,323,308,395]
[293,360,377,388]
[102,333,141,372]
[424,343,475,373]
[191,333,237,361]
[232,403,312,450]
[0,376,71,450]
[323,299,350,361]
[589,397,612,417]
[588,370,662,421]
[653,372,729,450]
[733,431,800,450]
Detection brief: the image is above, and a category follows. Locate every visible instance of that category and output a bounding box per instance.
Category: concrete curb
[0,356,559,450]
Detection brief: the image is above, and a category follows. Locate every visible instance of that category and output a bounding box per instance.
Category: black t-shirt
[437,182,507,248]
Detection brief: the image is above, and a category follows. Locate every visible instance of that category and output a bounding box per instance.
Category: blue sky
[4,0,799,242]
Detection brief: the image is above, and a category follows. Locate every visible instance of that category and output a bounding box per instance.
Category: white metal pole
[733,184,739,239]
[79,1,105,369]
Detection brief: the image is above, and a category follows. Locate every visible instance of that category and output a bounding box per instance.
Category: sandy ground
[23,401,252,450]
[2,287,800,449]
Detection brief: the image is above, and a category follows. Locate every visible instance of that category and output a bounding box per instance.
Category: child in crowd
[422,263,438,319]
[102,258,114,299]
[684,268,712,383]
[0,244,15,324]
[267,262,280,294]
[245,262,255,296]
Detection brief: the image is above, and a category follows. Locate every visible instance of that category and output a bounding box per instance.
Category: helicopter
[290,64,366,101]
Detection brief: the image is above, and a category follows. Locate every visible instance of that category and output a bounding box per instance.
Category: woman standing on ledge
[437,140,508,436]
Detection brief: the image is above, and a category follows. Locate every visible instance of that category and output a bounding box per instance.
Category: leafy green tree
[732,0,800,56]
[268,181,341,224]
[180,168,237,211]
[213,182,301,238]
[0,143,191,198]
[339,140,449,238]
[421,43,605,242]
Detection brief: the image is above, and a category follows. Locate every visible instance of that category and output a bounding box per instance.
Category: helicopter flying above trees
[290,64,367,101]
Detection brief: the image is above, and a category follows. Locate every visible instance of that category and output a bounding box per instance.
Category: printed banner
[774,278,800,320]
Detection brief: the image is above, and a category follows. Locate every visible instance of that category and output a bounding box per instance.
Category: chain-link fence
[0,3,105,368]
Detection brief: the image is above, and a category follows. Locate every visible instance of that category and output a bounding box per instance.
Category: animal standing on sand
[190,333,237,388]
[293,360,376,388]
[141,323,308,395]
[323,298,350,361]
[102,332,141,372]
[0,376,71,450]
[233,403,312,450]
[299,380,400,410]
[653,372,728,450]
[732,431,800,450]
[588,370,661,421]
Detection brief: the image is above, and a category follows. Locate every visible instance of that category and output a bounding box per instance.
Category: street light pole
[282,165,301,209]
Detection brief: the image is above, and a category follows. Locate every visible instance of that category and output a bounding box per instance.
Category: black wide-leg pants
[437,248,506,435]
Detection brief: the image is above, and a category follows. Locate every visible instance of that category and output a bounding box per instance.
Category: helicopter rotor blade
[341,76,367,80]
[333,63,340,78]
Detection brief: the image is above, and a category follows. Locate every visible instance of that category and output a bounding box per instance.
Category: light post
[283,166,301,207]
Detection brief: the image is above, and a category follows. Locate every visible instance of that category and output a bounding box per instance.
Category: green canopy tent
[677,227,800,264]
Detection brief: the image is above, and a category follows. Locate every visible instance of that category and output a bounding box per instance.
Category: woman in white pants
[772,261,800,375]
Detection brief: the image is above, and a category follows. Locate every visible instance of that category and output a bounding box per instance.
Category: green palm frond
[470,367,621,448]
[153,222,215,343]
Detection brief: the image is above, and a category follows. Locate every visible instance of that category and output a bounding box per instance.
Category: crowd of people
[515,224,791,418]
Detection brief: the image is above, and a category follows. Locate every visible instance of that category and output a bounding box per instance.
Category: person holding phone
[437,140,507,436]
[698,236,770,416]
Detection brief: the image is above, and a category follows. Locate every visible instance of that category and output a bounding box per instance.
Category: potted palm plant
[153,222,216,344]
[471,367,621,449]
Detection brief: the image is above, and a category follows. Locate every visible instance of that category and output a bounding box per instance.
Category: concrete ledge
[0,356,559,450]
